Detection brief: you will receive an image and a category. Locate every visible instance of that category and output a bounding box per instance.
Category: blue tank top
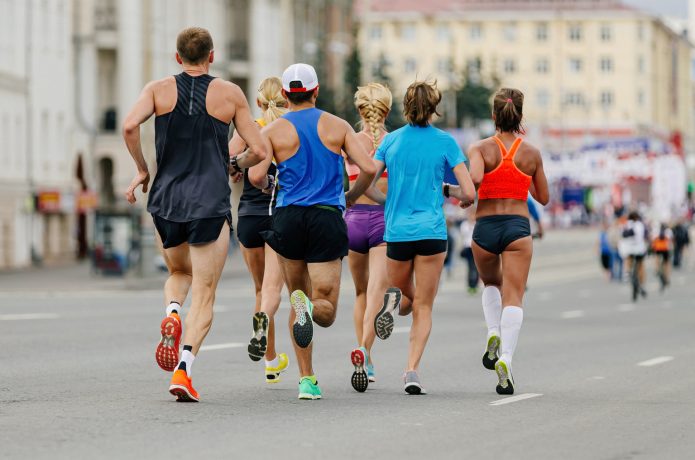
[276,108,346,210]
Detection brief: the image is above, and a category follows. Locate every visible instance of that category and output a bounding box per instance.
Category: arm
[248,129,275,191]
[343,126,377,205]
[449,162,476,207]
[227,129,248,183]
[229,85,268,170]
[123,82,156,204]
[467,144,485,189]
[531,151,550,205]
[364,160,387,205]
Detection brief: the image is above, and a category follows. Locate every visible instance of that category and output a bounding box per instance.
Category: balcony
[95,0,117,31]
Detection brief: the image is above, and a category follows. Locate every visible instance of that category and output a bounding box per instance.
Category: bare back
[350,131,388,205]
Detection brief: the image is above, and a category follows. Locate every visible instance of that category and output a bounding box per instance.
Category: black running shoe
[350,347,369,393]
[495,359,515,395]
[482,334,500,370]
[291,290,314,349]
[375,288,401,340]
[248,312,269,362]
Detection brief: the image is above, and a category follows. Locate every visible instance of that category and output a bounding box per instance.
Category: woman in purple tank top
[344,83,393,392]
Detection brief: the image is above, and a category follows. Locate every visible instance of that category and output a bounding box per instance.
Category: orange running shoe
[156,312,181,372]
[169,369,199,402]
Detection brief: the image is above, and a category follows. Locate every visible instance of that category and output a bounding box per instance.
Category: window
[599,57,613,73]
[600,91,614,108]
[470,23,482,41]
[637,89,645,106]
[401,24,416,41]
[436,24,451,42]
[568,24,582,42]
[503,22,517,42]
[404,58,417,73]
[568,58,583,73]
[536,58,549,74]
[600,24,612,42]
[536,23,549,41]
[503,58,517,74]
[565,92,585,106]
[437,57,453,74]
[369,25,382,40]
[637,55,645,74]
[637,22,644,41]
[537,89,550,108]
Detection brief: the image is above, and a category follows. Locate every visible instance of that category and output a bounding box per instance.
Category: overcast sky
[623,0,687,17]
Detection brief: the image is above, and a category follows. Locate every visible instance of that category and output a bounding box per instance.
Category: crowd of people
[599,211,691,299]
[123,27,548,402]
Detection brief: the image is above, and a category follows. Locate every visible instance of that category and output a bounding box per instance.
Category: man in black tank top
[122,27,269,402]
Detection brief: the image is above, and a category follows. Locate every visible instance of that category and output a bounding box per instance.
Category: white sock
[178,349,195,377]
[500,306,524,364]
[482,286,502,337]
[166,301,181,317]
[265,356,279,368]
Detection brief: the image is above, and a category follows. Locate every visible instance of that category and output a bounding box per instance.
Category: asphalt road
[1,229,693,459]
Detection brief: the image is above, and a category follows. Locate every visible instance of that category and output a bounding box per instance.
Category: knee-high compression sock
[166,301,181,316]
[500,306,523,364]
[482,286,502,337]
[177,345,195,377]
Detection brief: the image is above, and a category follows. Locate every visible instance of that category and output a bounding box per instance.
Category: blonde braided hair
[257,77,288,125]
[354,83,392,150]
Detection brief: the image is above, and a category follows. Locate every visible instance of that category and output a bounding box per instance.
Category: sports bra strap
[493,136,523,160]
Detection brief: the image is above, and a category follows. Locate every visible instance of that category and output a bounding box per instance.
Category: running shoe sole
[482,335,500,370]
[297,393,322,400]
[156,316,181,372]
[248,312,269,362]
[375,288,402,340]
[291,291,313,348]
[169,384,199,402]
[350,349,369,393]
[404,382,424,395]
[495,360,515,395]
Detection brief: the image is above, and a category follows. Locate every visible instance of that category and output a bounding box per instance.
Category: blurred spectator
[672,221,690,268]
[651,223,672,291]
[607,217,624,281]
[599,223,612,280]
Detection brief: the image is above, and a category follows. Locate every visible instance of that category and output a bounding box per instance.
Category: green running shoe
[291,290,314,348]
[298,375,322,400]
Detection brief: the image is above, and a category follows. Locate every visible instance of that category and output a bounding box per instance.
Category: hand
[459,199,474,209]
[230,171,244,183]
[125,170,150,204]
[261,174,276,195]
[345,192,354,209]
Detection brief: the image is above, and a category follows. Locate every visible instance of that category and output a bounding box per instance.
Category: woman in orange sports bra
[455,88,549,395]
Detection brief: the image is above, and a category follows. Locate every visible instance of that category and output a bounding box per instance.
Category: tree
[455,59,499,128]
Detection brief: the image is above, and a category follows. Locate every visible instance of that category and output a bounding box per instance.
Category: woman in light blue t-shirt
[368,80,475,395]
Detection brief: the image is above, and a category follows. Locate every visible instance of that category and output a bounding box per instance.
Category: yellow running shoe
[265,353,289,384]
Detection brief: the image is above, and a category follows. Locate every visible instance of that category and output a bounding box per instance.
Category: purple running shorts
[344,204,386,254]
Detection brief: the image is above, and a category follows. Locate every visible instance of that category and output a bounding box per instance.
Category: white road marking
[393,326,410,334]
[0,313,60,321]
[589,376,605,380]
[561,310,585,319]
[637,356,674,367]
[490,393,543,406]
[617,304,635,312]
[199,342,245,352]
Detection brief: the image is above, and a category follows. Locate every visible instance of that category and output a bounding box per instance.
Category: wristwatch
[229,156,243,174]
[443,183,450,198]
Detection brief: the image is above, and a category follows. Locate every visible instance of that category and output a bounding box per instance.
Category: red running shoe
[156,312,181,372]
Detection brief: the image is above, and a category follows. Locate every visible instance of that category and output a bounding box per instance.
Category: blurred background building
[1,0,693,271]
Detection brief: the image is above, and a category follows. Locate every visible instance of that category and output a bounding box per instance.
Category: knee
[169,268,192,278]
[316,310,337,328]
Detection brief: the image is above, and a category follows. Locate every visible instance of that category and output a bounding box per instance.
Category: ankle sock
[177,345,195,376]
[500,306,524,364]
[166,301,181,317]
[482,286,502,337]
[265,356,279,368]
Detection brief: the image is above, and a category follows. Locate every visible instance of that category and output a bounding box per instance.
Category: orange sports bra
[346,131,389,181]
[477,137,532,201]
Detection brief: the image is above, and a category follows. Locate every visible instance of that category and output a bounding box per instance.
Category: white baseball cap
[282,63,319,93]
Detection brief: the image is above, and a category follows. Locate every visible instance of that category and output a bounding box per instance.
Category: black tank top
[238,163,277,217]
[147,73,231,221]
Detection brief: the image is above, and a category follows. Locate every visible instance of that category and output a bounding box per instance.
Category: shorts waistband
[348,204,385,212]
[477,214,529,224]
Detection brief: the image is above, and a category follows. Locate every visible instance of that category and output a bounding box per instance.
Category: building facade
[356,0,693,154]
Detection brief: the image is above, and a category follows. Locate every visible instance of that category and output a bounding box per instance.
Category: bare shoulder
[320,111,352,133]
[148,76,175,93]
[520,139,541,158]
[209,78,242,100]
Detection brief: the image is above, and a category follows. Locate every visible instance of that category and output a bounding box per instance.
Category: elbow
[122,120,138,139]
[251,146,267,164]
[538,195,550,206]
[248,170,265,188]
[363,161,377,178]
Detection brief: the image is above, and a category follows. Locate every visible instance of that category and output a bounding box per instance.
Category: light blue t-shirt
[375,124,466,242]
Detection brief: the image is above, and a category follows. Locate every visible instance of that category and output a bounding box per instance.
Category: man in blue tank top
[122,27,268,402]
[249,63,376,400]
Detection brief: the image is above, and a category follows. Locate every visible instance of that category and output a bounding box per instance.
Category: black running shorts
[472,215,531,255]
[262,205,348,263]
[237,215,273,249]
[153,213,231,249]
[386,239,448,261]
